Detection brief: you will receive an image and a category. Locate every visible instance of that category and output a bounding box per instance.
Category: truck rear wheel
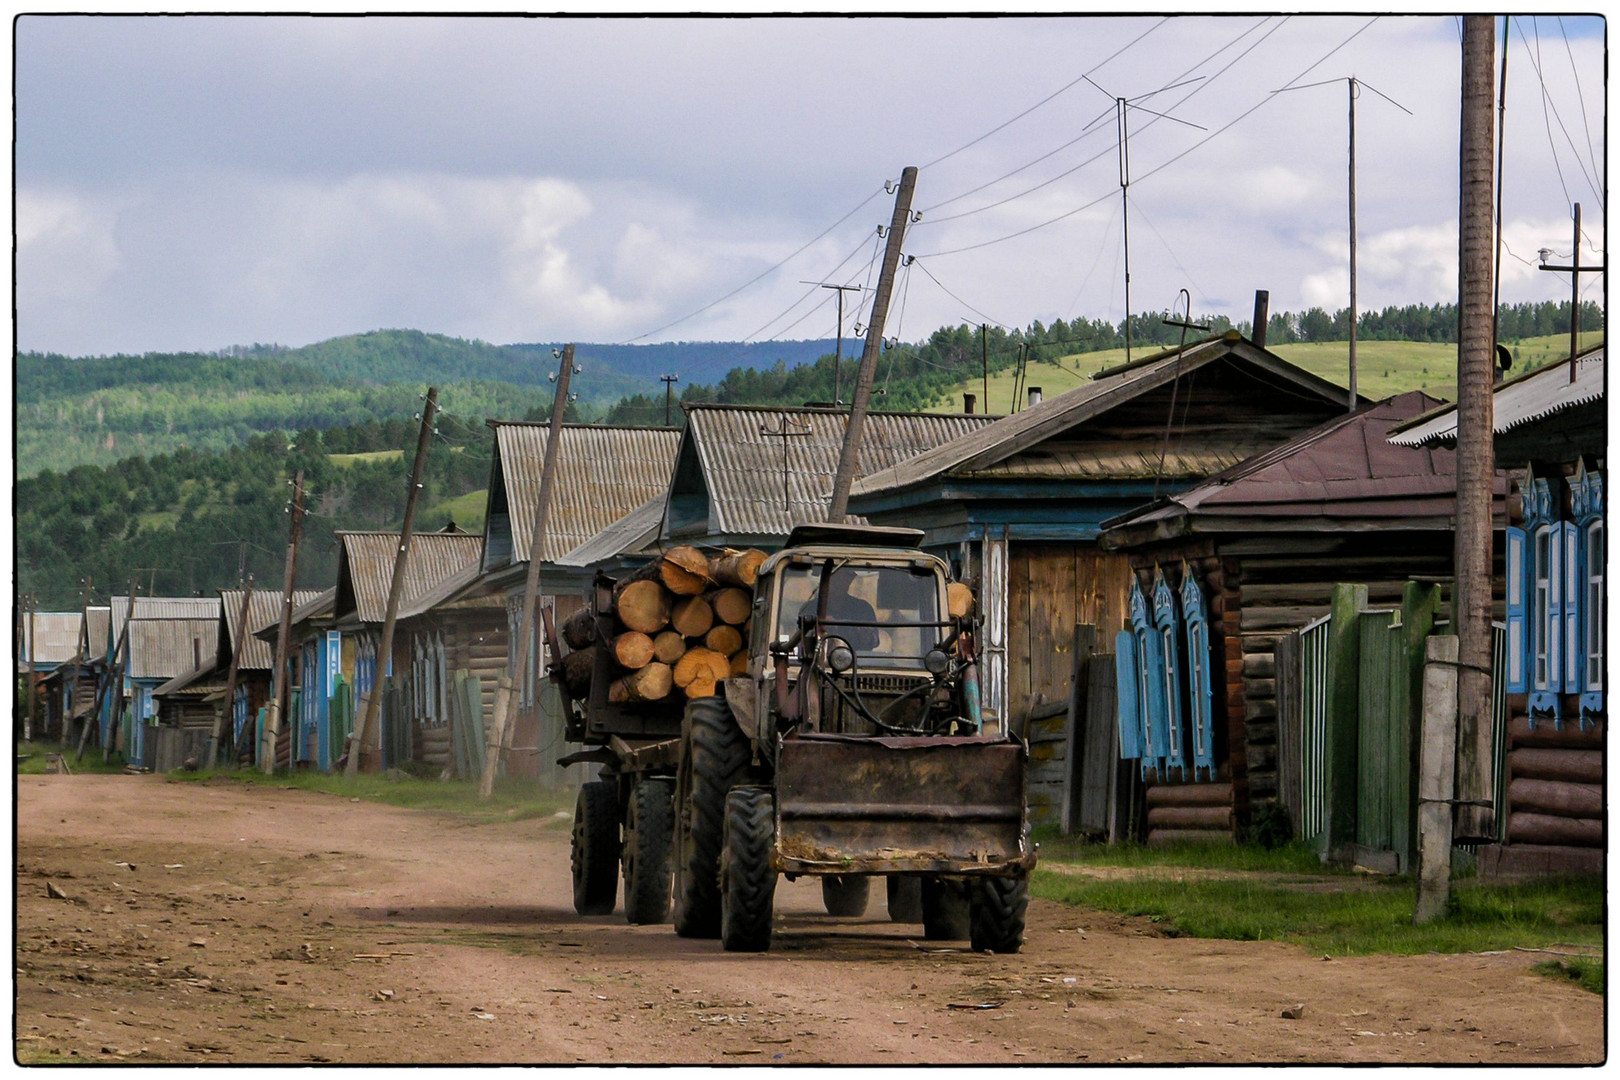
[720,787,776,952]
[885,876,923,922]
[623,778,674,924]
[571,780,620,916]
[920,875,970,940]
[673,696,749,938]
[821,875,871,917]
[969,875,1028,954]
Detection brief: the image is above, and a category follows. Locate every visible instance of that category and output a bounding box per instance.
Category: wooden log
[1146,805,1233,830]
[683,672,717,699]
[710,548,767,589]
[558,646,598,695]
[1507,811,1602,847]
[728,650,748,677]
[610,662,673,703]
[711,587,753,626]
[652,630,686,665]
[613,631,656,671]
[614,580,671,634]
[947,582,975,618]
[1508,714,1604,749]
[671,595,714,639]
[614,551,709,600]
[1508,747,1603,784]
[560,606,598,650]
[1144,782,1234,808]
[705,624,743,657]
[673,648,728,689]
[1508,777,1602,820]
[1146,828,1234,847]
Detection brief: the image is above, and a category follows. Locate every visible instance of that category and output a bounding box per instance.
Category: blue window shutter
[1505,526,1529,694]
[1129,579,1168,778]
[1114,630,1142,760]
[1152,573,1187,777]
[1180,572,1217,781]
[1562,521,1582,694]
[1529,523,1561,723]
[1580,518,1604,720]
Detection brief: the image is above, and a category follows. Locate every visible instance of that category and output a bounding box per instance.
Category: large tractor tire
[969,875,1029,954]
[920,875,971,940]
[623,778,674,924]
[885,876,923,922]
[673,696,750,939]
[571,780,620,916]
[821,875,871,917]
[720,787,777,952]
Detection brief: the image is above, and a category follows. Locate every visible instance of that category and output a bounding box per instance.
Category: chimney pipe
[963,393,976,414]
[1252,290,1270,348]
[1028,386,1043,407]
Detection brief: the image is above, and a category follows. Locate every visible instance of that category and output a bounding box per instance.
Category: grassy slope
[923,331,1605,413]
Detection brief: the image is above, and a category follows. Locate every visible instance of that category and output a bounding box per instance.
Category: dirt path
[13,775,1604,1065]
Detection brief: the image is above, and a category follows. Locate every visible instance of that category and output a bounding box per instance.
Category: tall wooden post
[1321,583,1368,863]
[1414,634,1460,923]
[25,594,38,743]
[263,471,306,775]
[208,575,255,769]
[827,167,917,522]
[482,347,574,798]
[105,580,137,764]
[1347,79,1359,410]
[347,388,439,776]
[66,578,93,748]
[1452,15,1498,842]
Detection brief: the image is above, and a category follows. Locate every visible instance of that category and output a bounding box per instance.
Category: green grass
[1032,840,1604,966]
[1033,831,1333,874]
[165,766,575,824]
[328,449,406,467]
[420,487,487,532]
[16,739,130,775]
[1534,956,1605,995]
[923,331,1604,413]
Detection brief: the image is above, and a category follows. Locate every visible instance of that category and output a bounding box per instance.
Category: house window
[1515,465,1603,725]
[1531,525,1556,693]
[1570,460,1605,719]
[1585,518,1604,692]
[1152,572,1187,776]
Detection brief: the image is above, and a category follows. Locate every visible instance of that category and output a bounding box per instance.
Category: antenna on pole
[659,373,680,426]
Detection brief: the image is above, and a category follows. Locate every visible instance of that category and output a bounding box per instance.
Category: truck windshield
[776,563,941,669]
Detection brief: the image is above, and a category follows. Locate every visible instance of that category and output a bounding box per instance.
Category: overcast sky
[14,13,1606,358]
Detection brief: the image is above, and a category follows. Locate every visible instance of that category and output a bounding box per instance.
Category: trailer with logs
[547,523,1034,952]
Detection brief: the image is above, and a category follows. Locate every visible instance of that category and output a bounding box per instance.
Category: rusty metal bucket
[772,732,1032,876]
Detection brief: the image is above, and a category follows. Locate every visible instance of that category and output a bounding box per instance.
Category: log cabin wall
[1005,542,1133,725]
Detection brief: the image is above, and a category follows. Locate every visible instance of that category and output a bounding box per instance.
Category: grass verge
[1533,957,1605,995]
[16,740,129,775]
[1032,836,1603,973]
[165,767,575,825]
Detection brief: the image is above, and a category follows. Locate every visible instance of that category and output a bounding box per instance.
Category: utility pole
[1537,203,1604,382]
[263,472,306,775]
[980,324,990,413]
[1450,14,1498,845]
[106,579,137,764]
[804,282,863,405]
[827,167,918,522]
[1492,17,1510,360]
[209,575,255,769]
[659,373,680,427]
[348,387,439,777]
[25,593,37,743]
[482,346,575,798]
[69,577,92,748]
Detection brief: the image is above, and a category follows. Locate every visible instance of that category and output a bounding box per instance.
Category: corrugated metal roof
[395,559,503,620]
[126,618,221,681]
[152,662,229,698]
[1388,346,1604,447]
[557,493,668,568]
[83,607,109,657]
[1102,391,1508,541]
[852,335,1356,497]
[109,596,221,652]
[21,613,83,665]
[221,588,323,670]
[337,530,484,623]
[492,423,681,564]
[686,404,994,537]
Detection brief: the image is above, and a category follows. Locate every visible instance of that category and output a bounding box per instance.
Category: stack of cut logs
[557,546,767,704]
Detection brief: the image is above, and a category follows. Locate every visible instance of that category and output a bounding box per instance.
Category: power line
[919,16,1170,171]
[1556,17,1603,194]
[1515,16,1604,212]
[909,258,1017,333]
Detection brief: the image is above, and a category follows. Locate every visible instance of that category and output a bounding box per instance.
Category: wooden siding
[1005,542,1132,730]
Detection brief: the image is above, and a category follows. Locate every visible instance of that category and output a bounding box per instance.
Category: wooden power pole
[347,388,439,776]
[481,347,575,798]
[263,472,306,775]
[208,575,256,769]
[105,580,138,764]
[1450,14,1498,844]
[826,167,918,522]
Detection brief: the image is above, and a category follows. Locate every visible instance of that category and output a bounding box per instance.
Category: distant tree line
[1237,299,1602,346]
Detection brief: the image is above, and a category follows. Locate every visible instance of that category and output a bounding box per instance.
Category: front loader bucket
[773,732,1032,876]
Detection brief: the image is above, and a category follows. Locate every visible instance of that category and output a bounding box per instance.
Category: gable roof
[851,334,1357,498]
[557,493,668,569]
[1388,344,1604,450]
[675,404,995,539]
[109,596,220,654]
[126,615,221,681]
[1100,391,1507,546]
[82,607,110,659]
[20,612,83,667]
[221,588,324,670]
[335,528,484,624]
[484,423,681,568]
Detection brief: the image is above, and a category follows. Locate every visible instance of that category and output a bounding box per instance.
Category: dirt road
[13,775,1604,1064]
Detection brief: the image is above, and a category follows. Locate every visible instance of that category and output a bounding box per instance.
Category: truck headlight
[826,637,856,674]
[924,648,950,676]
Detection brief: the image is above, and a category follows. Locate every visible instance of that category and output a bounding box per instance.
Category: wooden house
[848,332,1358,746]
[20,611,84,741]
[1389,345,1604,878]
[478,423,682,782]
[256,587,338,770]
[1100,391,1509,848]
[116,598,222,769]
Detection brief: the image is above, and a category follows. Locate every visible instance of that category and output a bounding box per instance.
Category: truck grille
[850,673,933,696]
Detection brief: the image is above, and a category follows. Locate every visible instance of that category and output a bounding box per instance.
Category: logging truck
[548,522,1033,953]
